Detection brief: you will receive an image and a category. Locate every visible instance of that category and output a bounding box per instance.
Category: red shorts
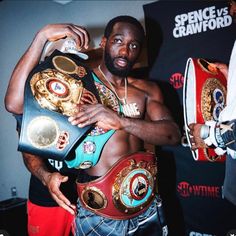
[27,200,75,236]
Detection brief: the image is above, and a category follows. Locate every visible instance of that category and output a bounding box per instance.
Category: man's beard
[104,50,135,77]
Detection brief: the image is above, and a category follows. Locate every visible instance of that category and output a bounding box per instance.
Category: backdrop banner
[144,1,236,236]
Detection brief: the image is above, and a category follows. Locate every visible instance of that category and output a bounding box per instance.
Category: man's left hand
[45,172,76,215]
[68,104,122,130]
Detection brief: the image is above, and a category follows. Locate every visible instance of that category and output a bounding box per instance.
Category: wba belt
[76,152,157,220]
[183,58,227,162]
[18,50,99,161]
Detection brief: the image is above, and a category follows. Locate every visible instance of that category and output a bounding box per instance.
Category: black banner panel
[144,1,236,236]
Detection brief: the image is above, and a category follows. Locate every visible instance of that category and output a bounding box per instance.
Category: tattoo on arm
[22,152,51,186]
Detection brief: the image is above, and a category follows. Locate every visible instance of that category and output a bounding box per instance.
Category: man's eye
[114,39,122,43]
[130,44,138,49]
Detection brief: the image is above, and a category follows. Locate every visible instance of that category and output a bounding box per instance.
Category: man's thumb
[61,176,69,183]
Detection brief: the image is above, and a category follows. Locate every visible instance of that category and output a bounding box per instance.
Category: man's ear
[100,37,107,49]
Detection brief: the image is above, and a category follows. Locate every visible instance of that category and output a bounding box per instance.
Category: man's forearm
[22,152,51,186]
[121,117,181,146]
[5,32,48,114]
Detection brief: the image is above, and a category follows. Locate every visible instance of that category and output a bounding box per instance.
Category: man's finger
[51,192,76,215]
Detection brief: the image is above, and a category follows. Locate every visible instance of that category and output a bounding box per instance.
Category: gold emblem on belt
[112,159,157,214]
[30,69,84,116]
[201,78,226,121]
[52,55,87,77]
[27,116,59,148]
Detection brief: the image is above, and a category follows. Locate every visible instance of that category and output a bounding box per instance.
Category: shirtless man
[5,15,180,235]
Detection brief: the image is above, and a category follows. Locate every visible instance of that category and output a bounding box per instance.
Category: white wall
[0,0,155,201]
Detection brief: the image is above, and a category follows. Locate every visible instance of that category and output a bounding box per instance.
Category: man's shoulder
[129,76,157,87]
[129,77,160,94]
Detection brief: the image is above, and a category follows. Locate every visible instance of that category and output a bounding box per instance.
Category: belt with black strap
[18,50,99,161]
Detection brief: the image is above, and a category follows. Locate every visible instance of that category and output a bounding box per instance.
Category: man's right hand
[43,172,76,215]
[5,23,90,115]
[188,123,208,150]
[214,62,228,79]
[38,23,90,50]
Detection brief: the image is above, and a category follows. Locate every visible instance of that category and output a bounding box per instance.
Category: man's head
[104,15,145,43]
[229,0,236,23]
[100,15,145,77]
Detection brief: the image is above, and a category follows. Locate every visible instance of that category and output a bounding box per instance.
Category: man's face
[104,22,143,77]
[229,0,236,23]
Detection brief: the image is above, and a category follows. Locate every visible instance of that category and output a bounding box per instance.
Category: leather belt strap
[77,152,157,220]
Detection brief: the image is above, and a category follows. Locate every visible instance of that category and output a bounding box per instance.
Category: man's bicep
[144,81,172,121]
[146,100,173,121]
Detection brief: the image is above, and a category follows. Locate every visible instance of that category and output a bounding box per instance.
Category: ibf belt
[18,50,98,161]
[77,152,157,220]
[183,58,227,162]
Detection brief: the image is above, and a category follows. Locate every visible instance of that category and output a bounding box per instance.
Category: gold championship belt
[18,50,99,161]
[30,68,96,117]
[183,58,227,162]
[76,152,157,220]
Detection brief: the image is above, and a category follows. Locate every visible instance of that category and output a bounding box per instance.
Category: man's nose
[119,45,129,57]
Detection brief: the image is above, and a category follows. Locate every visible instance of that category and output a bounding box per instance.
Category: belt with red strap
[184,58,227,162]
[76,152,157,220]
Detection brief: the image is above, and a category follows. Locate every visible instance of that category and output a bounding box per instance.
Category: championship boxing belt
[18,50,99,160]
[183,58,227,162]
[77,152,157,220]
[65,74,122,169]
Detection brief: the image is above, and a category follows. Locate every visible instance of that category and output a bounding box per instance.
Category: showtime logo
[169,72,184,89]
[177,181,221,198]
